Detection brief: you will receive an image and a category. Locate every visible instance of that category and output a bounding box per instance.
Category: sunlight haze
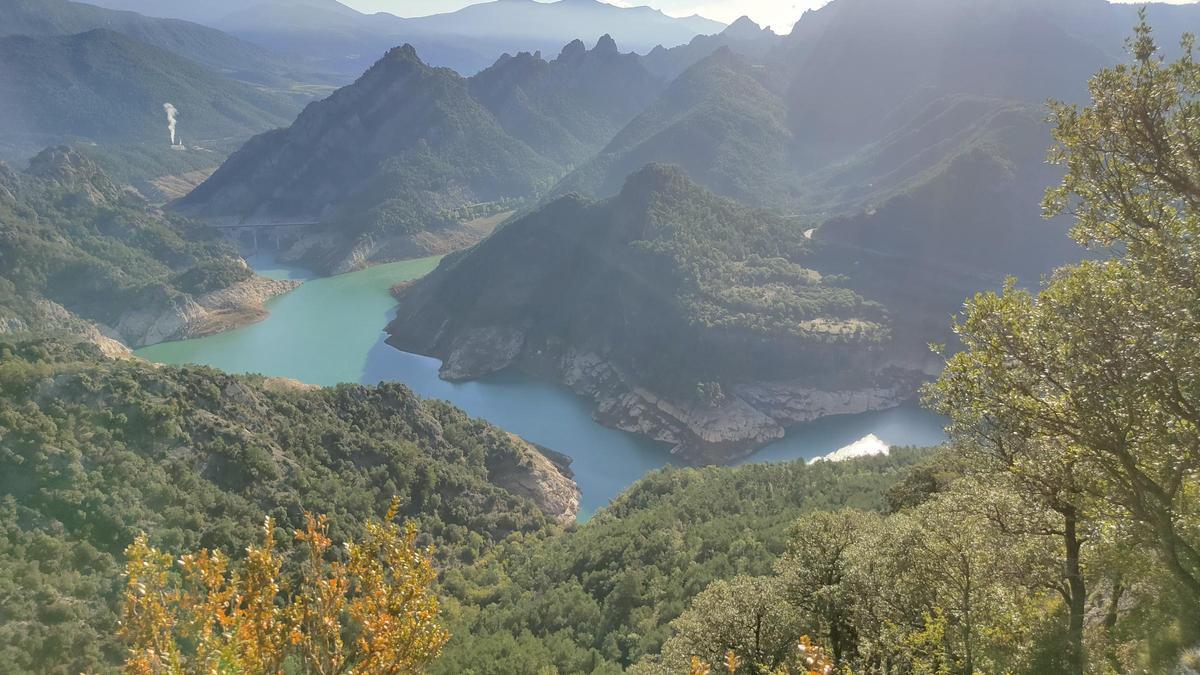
[344,0,1198,35]
[345,0,829,32]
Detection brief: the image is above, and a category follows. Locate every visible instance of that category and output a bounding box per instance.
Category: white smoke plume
[163,103,178,145]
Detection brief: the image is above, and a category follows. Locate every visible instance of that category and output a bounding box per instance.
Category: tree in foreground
[927,13,1200,671]
[631,574,835,675]
[120,502,449,674]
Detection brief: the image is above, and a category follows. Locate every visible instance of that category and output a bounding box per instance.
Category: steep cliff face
[388,166,913,464]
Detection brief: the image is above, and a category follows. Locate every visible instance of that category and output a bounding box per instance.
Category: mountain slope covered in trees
[178,38,665,273]
[0,30,299,156]
[0,147,297,349]
[437,449,934,673]
[0,337,577,673]
[0,27,308,199]
[0,0,311,86]
[388,165,905,463]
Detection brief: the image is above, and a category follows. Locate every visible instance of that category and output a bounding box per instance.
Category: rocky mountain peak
[558,38,587,61]
[593,33,619,56]
[382,43,421,62]
[27,146,119,205]
[723,15,765,39]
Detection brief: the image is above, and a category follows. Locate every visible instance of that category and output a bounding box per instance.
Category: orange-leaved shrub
[120,501,448,674]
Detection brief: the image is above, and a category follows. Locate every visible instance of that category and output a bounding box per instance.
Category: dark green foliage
[169,257,252,296]
[0,147,246,331]
[469,36,663,167]
[178,45,559,237]
[0,337,559,673]
[436,449,929,673]
[390,165,887,397]
[556,49,800,210]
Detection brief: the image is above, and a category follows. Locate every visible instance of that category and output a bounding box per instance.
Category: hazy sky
[347,0,1196,34]
[345,0,826,32]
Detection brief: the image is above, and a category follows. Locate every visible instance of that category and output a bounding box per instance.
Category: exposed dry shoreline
[111,274,302,348]
[386,325,926,466]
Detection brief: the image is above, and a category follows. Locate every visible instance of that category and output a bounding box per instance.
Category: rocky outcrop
[111,275,300,347]
[0,299,132,358]
[440,326,527,381]
[394,323,920,465]
[558,349,918,464]
[26,146,120,205]
[490,434,581,525]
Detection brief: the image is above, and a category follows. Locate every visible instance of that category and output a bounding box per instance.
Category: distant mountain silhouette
[83,0,725,78]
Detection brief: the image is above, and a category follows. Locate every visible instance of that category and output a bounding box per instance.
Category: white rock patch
[817,434,890,463]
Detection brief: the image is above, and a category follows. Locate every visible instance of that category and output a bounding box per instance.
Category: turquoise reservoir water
[136,255,947,517]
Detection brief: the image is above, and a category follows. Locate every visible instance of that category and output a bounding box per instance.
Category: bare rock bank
[110,275,301,347]
[388,324,922,465]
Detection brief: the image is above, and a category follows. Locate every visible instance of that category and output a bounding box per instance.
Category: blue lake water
[137,254,947,518]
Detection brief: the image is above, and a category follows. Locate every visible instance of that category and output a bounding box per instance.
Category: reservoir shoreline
[136,253,947,518]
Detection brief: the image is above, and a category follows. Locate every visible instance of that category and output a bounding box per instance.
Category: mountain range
[82,0,726,77]
[377,0,1200,459]
[4,0,1200,671]
[12,0,1200,461]
[387,165,903,463]
[176,36,665,273]
[0,0,318,86]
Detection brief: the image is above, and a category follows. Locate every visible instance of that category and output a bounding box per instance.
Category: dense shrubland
[3,13,1200,675]
[433,19,1200,674]
[0,147,249,333]
[0,337,559,672]
[390,164,889,401]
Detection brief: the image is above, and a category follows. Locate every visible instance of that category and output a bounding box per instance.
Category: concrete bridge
[206,221,321,230]
[203,220,326,253]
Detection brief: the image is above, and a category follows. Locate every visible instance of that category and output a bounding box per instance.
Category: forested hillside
[0,147,294,349]
[0,30,299,155]
[0,28,309,199]
[436,450,933,673]
[389,165,902,463]
[555,48,799,209]
[0,0,307,85]
[0,337,576,672]
[178,37,666,273]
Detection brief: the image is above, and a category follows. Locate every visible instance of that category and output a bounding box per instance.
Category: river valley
[136,254,948,518]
